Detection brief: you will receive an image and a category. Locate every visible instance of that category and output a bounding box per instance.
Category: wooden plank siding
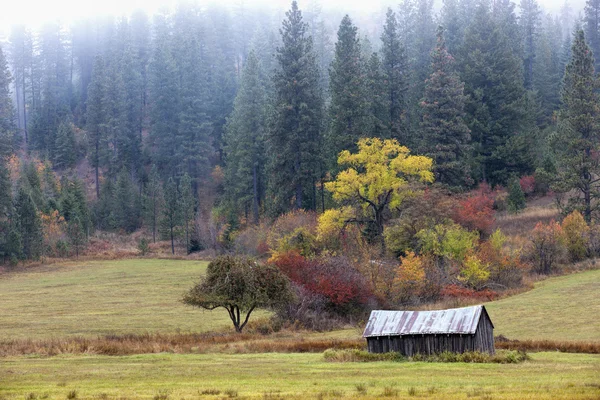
[366,309,494,355]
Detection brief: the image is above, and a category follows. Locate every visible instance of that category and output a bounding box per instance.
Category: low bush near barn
[323,349,528,364]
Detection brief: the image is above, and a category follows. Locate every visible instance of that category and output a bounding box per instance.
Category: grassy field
[0,259,599,341]
[1,352,599,399]
[1,259,599,399]
[0,259,266,339]
[485,269,600,341]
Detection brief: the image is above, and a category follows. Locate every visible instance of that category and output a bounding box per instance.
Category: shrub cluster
[323,349,528,364]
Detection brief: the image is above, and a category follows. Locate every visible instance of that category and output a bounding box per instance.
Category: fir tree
[460,0,530,185]
[143,165,164,243]
[179,173,195,253]
[102,61,128,177]
[224,51,266,224]
[114,169,140,233]
[327,15,368,161]
[507,177,526,212]
[266,1,323,214]
[0,45,16,158]
[86,56,106,199]
[14,186,42,260]
[381,8,409,143]
[585,0,600,71]
[520,0,542,90]
[365,52,389,139]
[67,216,86,258]
[149,12,180,178]
[420,27,472,187]
[162,177,181,255]
[553,30,600,223]
[53,119,76,169]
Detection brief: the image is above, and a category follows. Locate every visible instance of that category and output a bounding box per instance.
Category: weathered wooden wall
[366,312,494,355]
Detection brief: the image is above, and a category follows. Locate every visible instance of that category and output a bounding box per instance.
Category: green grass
[0,259,267,339]
[485,269,600,341]
[0,352,598,399]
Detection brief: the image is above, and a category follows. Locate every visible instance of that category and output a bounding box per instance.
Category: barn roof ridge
[362,305,490,337]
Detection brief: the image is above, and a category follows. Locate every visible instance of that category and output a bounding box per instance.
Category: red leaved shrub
[452,183,496,236]
[270,251,372,308]
[519,175,536,196]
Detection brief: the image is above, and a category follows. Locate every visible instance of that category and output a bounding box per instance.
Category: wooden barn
[363,305,494,355]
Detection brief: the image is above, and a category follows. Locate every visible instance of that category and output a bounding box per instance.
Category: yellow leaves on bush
[317,206,354,240]
[393,251,426,302]
[458,254,490,290]
[561,210,589,262]
[417,223,478,261]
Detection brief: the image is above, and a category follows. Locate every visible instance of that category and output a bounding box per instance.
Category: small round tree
[182,256,293,333]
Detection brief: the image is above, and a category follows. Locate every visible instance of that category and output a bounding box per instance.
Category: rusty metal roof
[363,305,489,337]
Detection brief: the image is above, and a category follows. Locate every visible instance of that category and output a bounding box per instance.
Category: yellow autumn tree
[319,138,434,249]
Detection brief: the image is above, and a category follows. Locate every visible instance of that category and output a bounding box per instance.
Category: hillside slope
[485,269,600,341]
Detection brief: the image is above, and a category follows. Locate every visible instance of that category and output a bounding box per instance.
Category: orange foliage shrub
[393,252,426,303]
[530,220,565,274]
[452,183,495,235]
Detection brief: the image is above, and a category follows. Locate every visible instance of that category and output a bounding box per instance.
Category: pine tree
[460,0,530,185]
[114,169,140,233]
[507,177,526,212]
[0,45,16,158]
[30,22,70,157]
[53,119,76,169]
[585,0,600,71]
[420,27,472,187]
[179,173,195,252]
[266,1,323,214]
[224,51,266,224]
[149,12,180,178]
[327,15,368,162]
[86,56,106,199]
[520,0,542,89]
[14,186,42,260]
[175,8,213,187]
[381,8,409,143]
[60,176,90,236]
[162,177,181,255]
[67,216,86,258]
[143,165,164,243]
[365,52,389,139]
[102,61,128,177]
[553,30,600,223]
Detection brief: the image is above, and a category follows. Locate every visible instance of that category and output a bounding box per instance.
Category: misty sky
[0,0,586,37]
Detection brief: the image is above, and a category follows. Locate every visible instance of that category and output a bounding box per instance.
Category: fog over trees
[0,0,598,262]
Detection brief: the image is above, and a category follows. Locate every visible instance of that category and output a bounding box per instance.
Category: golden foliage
[325,138,434,211]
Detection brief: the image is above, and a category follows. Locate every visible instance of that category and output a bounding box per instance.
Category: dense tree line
[0,0,599,261]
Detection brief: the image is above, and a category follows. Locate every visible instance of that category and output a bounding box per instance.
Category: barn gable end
[363,305,495,355]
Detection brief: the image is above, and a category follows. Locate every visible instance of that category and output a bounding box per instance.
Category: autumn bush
[519,175,536,196]
[477,230,526,288]
[529,220,565,274]
[561,211,589,262]
[393,252,426,304]
[452,183,496,235]
[231,223,269,257]
[270,251,373,320]
[267,210,318,252]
